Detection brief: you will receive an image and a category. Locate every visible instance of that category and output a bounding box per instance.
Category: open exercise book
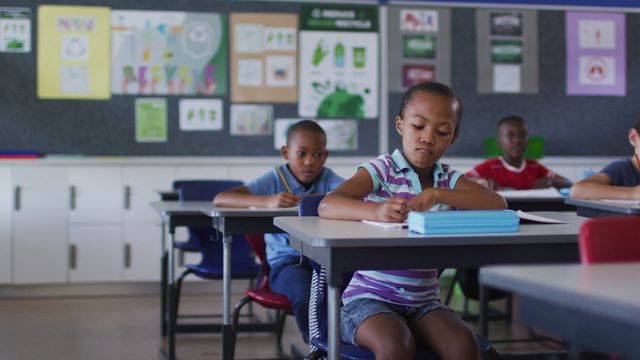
[248,206,299,211]
[361,210,566,229]
[497,188,564,199]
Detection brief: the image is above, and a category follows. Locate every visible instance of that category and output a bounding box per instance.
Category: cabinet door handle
[69,244,77,270]
[124,185,131,210]
[14,186,20,211]
[70,185,76,210]
[124,243,131,268]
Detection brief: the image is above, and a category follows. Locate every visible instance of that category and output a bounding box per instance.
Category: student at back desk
[467,115,572,191]
[213,120,344,343]
[571,114,640,199]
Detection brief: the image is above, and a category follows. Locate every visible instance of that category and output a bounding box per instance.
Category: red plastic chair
[231,233,293,358]
[579,215,640,360]
[579,216,640,265]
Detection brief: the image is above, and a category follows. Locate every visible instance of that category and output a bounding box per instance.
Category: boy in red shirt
[467,115,572,190]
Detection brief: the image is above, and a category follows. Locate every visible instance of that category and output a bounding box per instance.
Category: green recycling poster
[135,98,167,142]
[298,5,379,118]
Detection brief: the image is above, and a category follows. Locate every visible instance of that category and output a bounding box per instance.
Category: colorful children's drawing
[111,10,227,96]
[230,104,273,135]
[179,99,223,131]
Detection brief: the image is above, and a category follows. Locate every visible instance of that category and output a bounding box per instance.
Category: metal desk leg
[167,231,176,360]
[222,232,233,360]
[161,222,167,337]
[479,284,489,337]
[328,286,342,360]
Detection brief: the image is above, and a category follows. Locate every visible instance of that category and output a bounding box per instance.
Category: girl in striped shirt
[319,82,506,360]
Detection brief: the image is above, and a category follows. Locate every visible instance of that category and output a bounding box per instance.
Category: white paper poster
[0,8,31,53]
[578,56,615,85]
[179,99,223,131]
[235,24,263,53]
[299,31,378,118]
[493,64,521,93]
[266,55,295,87]
[237,59,263,86]
[230,104,273,135]
[274,118,358,151]
[400,9,438,32]
[579,20,615,49]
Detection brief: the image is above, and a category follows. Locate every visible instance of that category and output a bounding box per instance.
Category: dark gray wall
[0,0,379,156]
[389,9,640,156]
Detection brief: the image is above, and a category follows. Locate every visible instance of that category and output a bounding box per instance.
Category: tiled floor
[0,288,566,360]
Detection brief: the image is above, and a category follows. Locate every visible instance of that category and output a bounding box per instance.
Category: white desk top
[481,263,640,324]
[150,201,213,214]
[150,201,299,218]
[565,198,640,213]
[274,212,586,248]
[201,204,298,218]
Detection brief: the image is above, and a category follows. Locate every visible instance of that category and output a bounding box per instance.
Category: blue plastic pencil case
[408,210,519,235]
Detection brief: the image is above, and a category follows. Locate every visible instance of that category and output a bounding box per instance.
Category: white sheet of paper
[498,188,563,199]
[493,64,521,93]
[237,59,263,86]
[361,220,408,229]
[516,210,567,224]
[249,206,298,211]
[235,23,263,53]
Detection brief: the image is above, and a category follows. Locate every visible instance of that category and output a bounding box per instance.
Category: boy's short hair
[635,114,640,133]
[286,120,326,146]
[497,115,526,130]
[397,81,463,135]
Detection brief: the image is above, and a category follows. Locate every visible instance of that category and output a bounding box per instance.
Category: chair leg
[232,295,253,360]
[275,310,287,354]
[444,269,462,306]
[174,269,192,321]
[505,294,513,324]
[247,278,255,318]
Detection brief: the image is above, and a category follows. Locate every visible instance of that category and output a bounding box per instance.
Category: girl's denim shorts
[340,297,452,345]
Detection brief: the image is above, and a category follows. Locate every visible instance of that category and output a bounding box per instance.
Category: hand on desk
[267,192,301,208]
[532,177,554,189]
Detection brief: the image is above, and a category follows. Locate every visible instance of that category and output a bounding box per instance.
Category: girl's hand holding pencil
[375,197,409,222]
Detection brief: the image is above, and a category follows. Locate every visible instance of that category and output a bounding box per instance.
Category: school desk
[565,198,640,218]
[154,189,179,201]
[151,200,216,360]
[152,201,298,360]
[274,212,587,360]
[480,263,640,359]
[200,205,299,360]
[500,189,576,212]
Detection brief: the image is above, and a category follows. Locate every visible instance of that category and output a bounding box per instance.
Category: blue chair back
[172,180,214,252]
[178,180,257,278]
[298,194,325,217]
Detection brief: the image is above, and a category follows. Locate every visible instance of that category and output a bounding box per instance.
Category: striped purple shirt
[342,149,462,306]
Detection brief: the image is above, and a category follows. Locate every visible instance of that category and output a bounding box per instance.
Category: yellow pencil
[275,166,293,193]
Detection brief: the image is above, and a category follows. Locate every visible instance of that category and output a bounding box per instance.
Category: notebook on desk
[498,188,563,199]
[408,210,519,235]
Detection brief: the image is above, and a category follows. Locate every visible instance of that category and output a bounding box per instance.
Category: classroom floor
[0,286,567,360]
